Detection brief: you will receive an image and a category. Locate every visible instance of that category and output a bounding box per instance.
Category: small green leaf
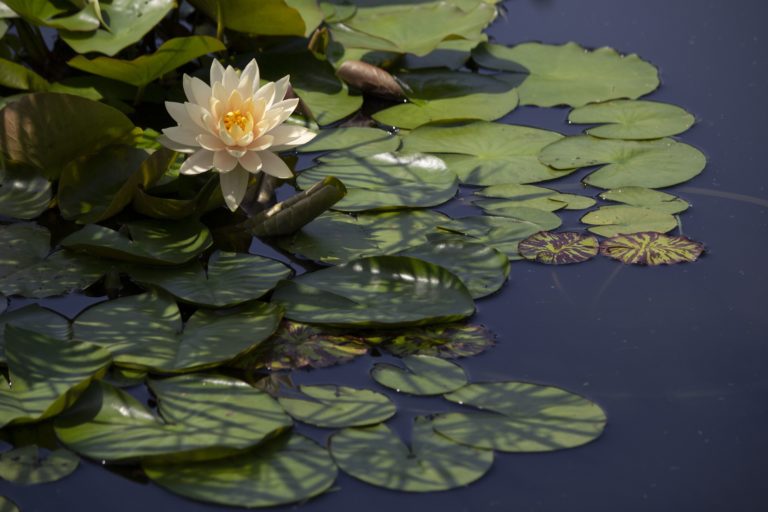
[599,232,705,265]
[581,205,677,237]
[376,323,495,359]
[518,231,599,264]
[569,99,695,140]
[599,187,689,214]
[371,355,467,395]
[278,385,395,428]
[0,446,78,484]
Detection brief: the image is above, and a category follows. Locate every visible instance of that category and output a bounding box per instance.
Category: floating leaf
[0,326,111,428]
[278,385,395,428]
[0,446,78,484]
[473,42,659,107]
[72,292,282,372]
[68,36,226,87]
[433,381,607,452]
[376,324,495,359]
[336,60,405,99]
[599,232,705,265]
[581,205,677,237]
[144,434,336,507]
[373,70,518,129]
[475,184,595,212]
[569,100,695,139]
[189,0,322,36]
[401,122,571,186]
[518,231,599,265]
[330,418,493,492]
[0,496,18,512]
[272,255,475,328]
[298,127,400,158]
[371,355,467,396]
[2,0,99,30]
[128,251,291,307]
[55,374,292,463]
[539,136,707,189]
[0,164,52,219]
[599,187,689,214]
[298,153,457,211]
[0,305,70,363]
[0,223,49,279]
[233,321,368,371]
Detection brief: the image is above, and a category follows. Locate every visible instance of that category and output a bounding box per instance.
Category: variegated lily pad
[599,232,705,265]
[518,232,599,265]
[374,324,495,359]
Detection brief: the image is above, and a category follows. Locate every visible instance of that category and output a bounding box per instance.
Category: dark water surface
[3,0,768,510]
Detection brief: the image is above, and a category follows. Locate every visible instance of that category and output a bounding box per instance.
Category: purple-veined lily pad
[599,232,705,265]
[373,324,495,359]
[518,231,599,265]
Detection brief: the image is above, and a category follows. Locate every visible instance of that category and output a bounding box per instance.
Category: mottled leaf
[0,305,70,363]
[371,355,467,396]
[376,323,495,359]
[518,231,599,264]
[278,385,395,428]
[599,232,705,265]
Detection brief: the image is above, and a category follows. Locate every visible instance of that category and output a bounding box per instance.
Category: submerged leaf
[518,231,599,264]
[278,385,395,428]
[569,99,695,140]
[376,323,495,359]
[0,446,78,484]
[371,355,467,395]
[599,232,705,265]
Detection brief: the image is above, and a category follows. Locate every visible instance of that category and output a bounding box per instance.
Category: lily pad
[55,374,292,463]
[599,232,705,265]
[473,42,659,107]
[401,122,572,186]
[143,434,336,507]
[278,385,395,428]
[272,255,475,328]
[0,496,18,512]
[475,184,596,212]
[128,251,291,307]
[189,0,322,36]
[433,381,607,452]
[599,187,689,214]
[581,205,677,237]
[298,127,400,158]
[373,71,519,129]
[0,305,70,362]
[539,136,707,189]
[61,219,212,265]
[0,57,50,91]
[298,153,458,211]
[371,355,467,396]
[72,291,282,372]
[0,164,52,219]
[376,323,495,359]
[0,446,78,484]
[330,417,493,492]
[569,100,695,139]
[518,231,599,264]
[2,0,99,30]
[0,326,111,428]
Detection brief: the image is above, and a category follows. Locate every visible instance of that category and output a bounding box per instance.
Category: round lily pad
[376,323,495,359]
[581,205,677,237]
[599,187,689,214]
[518,232,599,264]
[278,385,395,428]
[433,381,607,452]
[0,445,78,484]
[298,127,400,158]
[569,100,695,139]
[371,355,467,396]
[330,417,493,492]
[475,184,596,212]
[599,232,705,265]
[0,304,70,363]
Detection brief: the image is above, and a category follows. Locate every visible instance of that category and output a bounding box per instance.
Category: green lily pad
[189,0,322,36]
[2,0,99,30]
[475,184,595,212]
[0,223,49,280]
[539,136,707,189]
[233,321,369,371]
[128,251,291,307]
[569,100,695,139]
[599,187,689,214]
[0,93,135,179]
[330,417,493,492]
[143,433,336,507]
[278,385,395,428]
[55,374,292,463]
[0,57,50,91]
[473,42,659,107]
[581,205,677,237]
[599,232,705,265]
[0,164,52,219]
[0,446,78,484]
[298,153,458,211]
[72,292,282,372]
[518,231,599,264]
[272,255,475,328]
[0,305,70,362]
[401,122,571,186]
[433,381,607,452]
[398,239,509,298]
[375,323,495,359]
[61,219,212,265]
[373,71,518,130]
[60,0,176,56]
[68,36,225,87]
[0,496,18,512]
[0,326,111,428]
[371,355,467,396]
[299,127,400,159]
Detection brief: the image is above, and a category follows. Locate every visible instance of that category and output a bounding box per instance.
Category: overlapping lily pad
[272,256,475,327]
[371,355,467,396]
[475,184,596,213]
[401,122,571,185]
[298,127,400,158]
[472,42,659,107]
[539,136,707,189]
[599,187,689,214]
[0,305,70,362]
[581,205,677,237]
[0,496,18,512]
[376,323,495,359]
[190,0,323,37]
[433,381,607,452]
[518,232,599,264]
[569,100,695,139]
[2,0,99,31]
[0,164,51,219]
[278,385,395,428]
[330,417,493,492]
[599,232,705,265]
[0,446,79,484]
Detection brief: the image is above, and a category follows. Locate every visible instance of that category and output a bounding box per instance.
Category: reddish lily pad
[374,324,495,359]
[519,232,599,265]
[599,232,705,266]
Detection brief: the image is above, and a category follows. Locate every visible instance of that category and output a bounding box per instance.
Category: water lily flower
[159,58,315,211]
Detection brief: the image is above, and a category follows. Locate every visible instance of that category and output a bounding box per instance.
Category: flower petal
[222,65,239,93]
[219,167,250,211]
[247,134,274,151]
[268,125,316,150]
[197,133,226,151]
[239,59,259,96]
[163,126,204,146]
[227,147,248,159]
[180,149,215,175]
[184,102,210,131]
[183,75,211,106]
[272,75,290,102]
[157,135,196,154]
[258,150,293,179]
[239,151,263,173]
[254,82,276,109]
[214,150,238,172]
[210,59,225,86]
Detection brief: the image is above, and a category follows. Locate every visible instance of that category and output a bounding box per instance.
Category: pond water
[2,0,767,511]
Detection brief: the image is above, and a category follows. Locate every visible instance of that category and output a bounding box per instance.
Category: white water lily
[160,58,315,211]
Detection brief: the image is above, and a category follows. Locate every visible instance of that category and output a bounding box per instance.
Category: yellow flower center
[223,110,249,132]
